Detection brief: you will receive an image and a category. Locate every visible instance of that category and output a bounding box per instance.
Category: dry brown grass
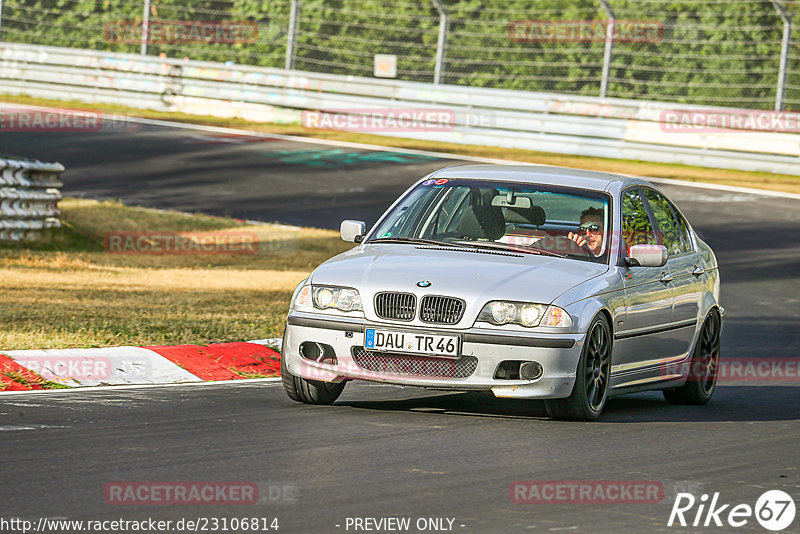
[0,198,351,350]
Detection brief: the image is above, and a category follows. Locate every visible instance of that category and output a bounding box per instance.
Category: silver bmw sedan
[280,164,723,420]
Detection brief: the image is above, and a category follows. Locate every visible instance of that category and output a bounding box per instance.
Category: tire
[544,314,612,421]
[663,310,720,405]
[281,340,346,405]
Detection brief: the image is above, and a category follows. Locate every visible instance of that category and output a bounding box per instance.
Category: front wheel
[545,314,612,421]
[281,343,345,405]
[663,310,720,405]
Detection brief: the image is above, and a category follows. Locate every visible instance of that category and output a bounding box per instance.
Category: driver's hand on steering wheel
[567,231,588,248]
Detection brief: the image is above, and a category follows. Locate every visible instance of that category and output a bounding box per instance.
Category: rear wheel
[545,314,611,421]
[281,342,345,405]
[663,310,720,405]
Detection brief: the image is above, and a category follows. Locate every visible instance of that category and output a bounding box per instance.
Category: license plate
[364,328,460,358]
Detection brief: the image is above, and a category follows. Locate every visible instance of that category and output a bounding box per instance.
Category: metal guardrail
[0,155,63,241]
[1,42,799,176]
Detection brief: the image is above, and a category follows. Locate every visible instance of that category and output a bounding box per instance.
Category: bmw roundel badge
[417,280,432,287]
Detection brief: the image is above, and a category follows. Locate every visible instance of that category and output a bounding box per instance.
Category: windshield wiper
[455,241,566,258]
[367,236,472,248]
[368,237,566,258]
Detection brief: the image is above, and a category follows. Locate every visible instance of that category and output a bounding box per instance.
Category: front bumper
[283,312,587,399]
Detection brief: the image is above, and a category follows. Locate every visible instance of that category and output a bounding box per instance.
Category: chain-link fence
[1,0,799,110]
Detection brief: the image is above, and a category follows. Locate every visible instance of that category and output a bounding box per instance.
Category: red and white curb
[0,339,283,392]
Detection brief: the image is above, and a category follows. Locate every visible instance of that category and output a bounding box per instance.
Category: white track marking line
[0,377,282,396]
[0,424,70,431]
[121,115,525,164]
[645,176,800,200]
[112,114,800,201]
[4,102,799,199]
[248,338,283,350]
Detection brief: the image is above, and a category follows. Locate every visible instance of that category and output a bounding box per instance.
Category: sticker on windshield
[378,232,392,238]
[423,179,436,185]
[434,178,449,185]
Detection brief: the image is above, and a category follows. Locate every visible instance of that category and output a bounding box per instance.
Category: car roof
[428,164,652,192]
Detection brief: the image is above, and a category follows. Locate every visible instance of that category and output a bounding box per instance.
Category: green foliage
[2,0,798,109]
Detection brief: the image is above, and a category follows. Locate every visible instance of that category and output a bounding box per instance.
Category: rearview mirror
[491,195,532,209]
[340,220,366,243]
[626,244,668,267]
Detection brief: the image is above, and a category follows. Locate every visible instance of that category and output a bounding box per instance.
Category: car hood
[311,244,608,308]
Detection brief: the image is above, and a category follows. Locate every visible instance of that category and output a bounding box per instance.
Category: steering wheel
[532,234,594,256]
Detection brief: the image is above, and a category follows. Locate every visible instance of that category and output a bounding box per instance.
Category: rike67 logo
[668,490,796,531]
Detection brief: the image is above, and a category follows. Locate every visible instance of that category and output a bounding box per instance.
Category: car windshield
[366,178,611,263]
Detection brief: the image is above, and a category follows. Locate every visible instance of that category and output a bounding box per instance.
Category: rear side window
[643,189,683,256]
[621,188,655,252]
[673,207,694,253]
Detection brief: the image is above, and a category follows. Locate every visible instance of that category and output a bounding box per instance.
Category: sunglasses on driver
[578,223,602,233]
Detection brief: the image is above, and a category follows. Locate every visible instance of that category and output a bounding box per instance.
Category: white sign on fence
[374,54,397,78]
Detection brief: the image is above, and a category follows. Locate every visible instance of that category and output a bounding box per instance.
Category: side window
[673,206,694,253]
[430,188,468,237]
[643,189,683,256]
[621,188,656,253]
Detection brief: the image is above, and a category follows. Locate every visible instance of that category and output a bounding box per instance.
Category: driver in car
[567,207,604,256]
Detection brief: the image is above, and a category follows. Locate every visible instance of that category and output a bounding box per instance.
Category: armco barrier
[0,155,64,241]
[1,42,800,175]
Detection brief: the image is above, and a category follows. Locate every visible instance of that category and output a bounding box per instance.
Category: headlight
[477,301,572,328]
[311,286,363,312]
[489,301,518,324]
[519,304,542,327]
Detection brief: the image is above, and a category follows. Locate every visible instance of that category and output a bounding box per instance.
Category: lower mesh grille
[351,348,478,379]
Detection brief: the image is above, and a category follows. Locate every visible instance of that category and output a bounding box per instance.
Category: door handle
[659,272,673,283]
[692,265,705,276]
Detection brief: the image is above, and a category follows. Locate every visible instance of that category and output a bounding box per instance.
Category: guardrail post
[598,0,616,98]
[432,0,448,84]
[770,0,792,111]
[285,0,299,70]
[0,156,65,242]
[140,0,151,55]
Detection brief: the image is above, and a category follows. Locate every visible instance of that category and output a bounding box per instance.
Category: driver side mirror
[626,244,668,267]
[340,220,366,243]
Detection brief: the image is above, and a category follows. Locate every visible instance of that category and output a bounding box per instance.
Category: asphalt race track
[2,120,799,533]
[1,122,458,228]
